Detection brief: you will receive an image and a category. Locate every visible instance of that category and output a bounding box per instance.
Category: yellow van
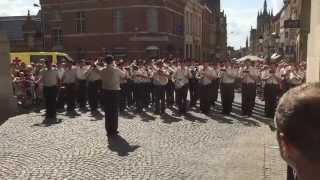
[10,52,73,64]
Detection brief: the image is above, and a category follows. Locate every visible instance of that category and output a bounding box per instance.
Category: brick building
[40,0,186,60]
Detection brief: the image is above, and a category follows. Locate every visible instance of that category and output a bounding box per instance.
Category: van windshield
[30,55,52,64]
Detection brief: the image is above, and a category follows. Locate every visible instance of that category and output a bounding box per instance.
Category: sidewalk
[220,125,286,180]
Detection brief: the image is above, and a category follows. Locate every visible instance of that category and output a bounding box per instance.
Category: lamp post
[33,3,45,50]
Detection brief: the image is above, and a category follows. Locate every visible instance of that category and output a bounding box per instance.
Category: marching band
[11,56,306,129]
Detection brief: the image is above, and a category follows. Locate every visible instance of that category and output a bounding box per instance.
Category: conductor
[100,55,126,137]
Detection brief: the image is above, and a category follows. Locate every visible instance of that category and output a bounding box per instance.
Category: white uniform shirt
[264,70,280,85]
[76,66,88,80]
[40,68,59,87]
[100,65,126,91]
[174,67,189,88]
[86,68,101,82]
[57,68,65,80]
[221,67,238,84]
[153,69,169,86]
[132,69,144,84]
[201,68,216,86]
[242,66,259,84]
[63,68,77,84]
[289,71,302,85]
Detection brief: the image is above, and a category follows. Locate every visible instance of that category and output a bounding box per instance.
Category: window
[30,55,52,64]
[113,9,124,33]
[147,8,159,32]
[76,12,86,33]
[52,29,63,45]
[285,31,289,39]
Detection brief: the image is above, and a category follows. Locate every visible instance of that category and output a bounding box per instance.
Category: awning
[236,55,265,63]
[146,46,160,51]
[271,53,282,60]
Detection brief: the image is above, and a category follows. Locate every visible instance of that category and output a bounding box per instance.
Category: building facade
[279,0,311,62]
[200,0,227,61]
[0,11,42,52]
[184,0,202,60]
[40,0,186,59]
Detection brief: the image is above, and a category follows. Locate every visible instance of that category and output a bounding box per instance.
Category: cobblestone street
[0,95,286,180]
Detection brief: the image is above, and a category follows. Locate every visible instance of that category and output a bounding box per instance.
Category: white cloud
[271,0,284,13]
[0,0,40,16]
[224,7,257,49]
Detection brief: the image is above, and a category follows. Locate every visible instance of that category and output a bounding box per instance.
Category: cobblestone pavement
[0,94,286,180]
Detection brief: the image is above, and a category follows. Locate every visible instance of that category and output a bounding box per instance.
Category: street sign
[284,20,300,29]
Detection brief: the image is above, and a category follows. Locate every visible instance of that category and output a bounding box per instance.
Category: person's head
[104,55,114,65]
[45,59,52,69]
[275,83,320,173]
[66,61,73,69]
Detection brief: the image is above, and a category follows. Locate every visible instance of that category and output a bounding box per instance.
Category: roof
[0,15,40,41]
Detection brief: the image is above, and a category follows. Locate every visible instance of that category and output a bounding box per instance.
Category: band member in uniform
[94,58,105,108]
[189,62,199,107]
[152,62,169,114]
[210,63,220,109]
[39,59,59,124]
[99,55,126,137]
[288,65,303,89]
[132,64,146,113]
[62,61,77,114]
[76,60,88,110]
[165,63,175,108]
[262,64,280,118]
[119,62,129,112]
[199,62,217,114]
[240,60,259,116]
[56,62,66,110]
[220,62,238,115]
[86,61,101,114]
[173,62,190,114]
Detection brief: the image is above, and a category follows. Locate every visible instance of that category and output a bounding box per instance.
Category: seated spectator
[275,83,320,180]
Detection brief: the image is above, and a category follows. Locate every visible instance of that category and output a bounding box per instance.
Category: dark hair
[104,55,114,65]
[276,83,320,161]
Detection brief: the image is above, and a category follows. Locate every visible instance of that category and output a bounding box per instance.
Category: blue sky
[0,0,283,49]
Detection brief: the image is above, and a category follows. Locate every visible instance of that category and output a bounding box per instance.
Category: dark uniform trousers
[264,83,279,118]
[88,80,99,111]
[56,85,66,110]
[146,82,153,106]
[103,90,120,135]
[96,80,103,108]
[120,83,128,112]
[77,79,87,108]
[241,83,257,116]
[43,86,58,119]
[142,83,149,108]
[166,80,175,107]
[126,80,134,107]
[221,83,235,115]
[154,85,166,113]
[189,78,199,106]
[200,84,211,114]
[210,80,219,108]
[175,84,189,113]
[134,83,144,112]
[65,83,76,112]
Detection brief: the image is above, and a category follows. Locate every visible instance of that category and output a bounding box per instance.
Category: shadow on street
[107,135,140,157]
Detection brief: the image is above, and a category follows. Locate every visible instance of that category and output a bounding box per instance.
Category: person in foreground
[275,83,320,180]
[99,55,126,137]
